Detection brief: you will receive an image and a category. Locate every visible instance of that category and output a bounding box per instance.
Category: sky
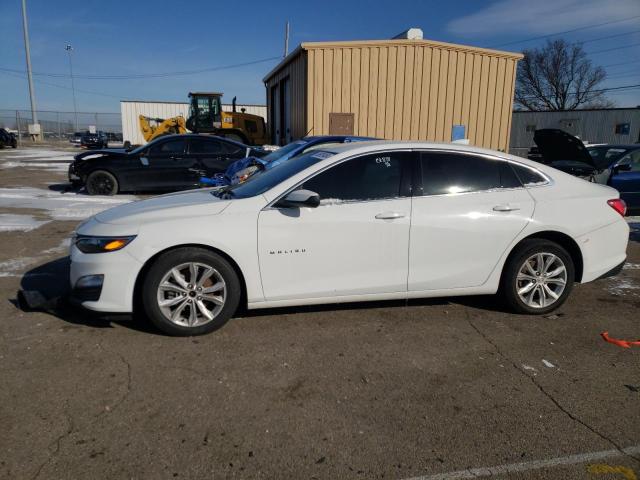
[0,0,639,114]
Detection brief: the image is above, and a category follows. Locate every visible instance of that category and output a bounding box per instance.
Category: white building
[120,100,267,145]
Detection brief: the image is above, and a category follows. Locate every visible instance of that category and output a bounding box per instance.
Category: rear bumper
[595,259,626,281]
[578,219,629,283]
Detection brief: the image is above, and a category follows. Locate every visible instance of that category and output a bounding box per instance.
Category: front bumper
[69,243,143,312]
[68,163,81,182]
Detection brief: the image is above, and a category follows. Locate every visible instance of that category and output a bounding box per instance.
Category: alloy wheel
[156,262,226,327]
[89,174,115,195]
[516,252,567,309]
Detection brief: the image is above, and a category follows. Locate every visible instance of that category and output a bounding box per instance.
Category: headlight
[75,235,136,254]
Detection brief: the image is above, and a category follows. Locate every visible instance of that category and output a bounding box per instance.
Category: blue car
[200,135,375,187]
[609,147,640,212]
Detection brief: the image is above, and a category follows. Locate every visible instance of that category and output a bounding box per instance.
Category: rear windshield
[216,150,335,199]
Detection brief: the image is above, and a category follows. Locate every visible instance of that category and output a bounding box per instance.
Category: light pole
[21,0,39,140]
[65,43,78,131]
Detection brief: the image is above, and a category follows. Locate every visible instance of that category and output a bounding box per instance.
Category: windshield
[261,140,308,163]
[215,150,335,199]
[587,146,630,169]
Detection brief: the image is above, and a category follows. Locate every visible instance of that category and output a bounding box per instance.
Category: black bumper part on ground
[596,259,626,281]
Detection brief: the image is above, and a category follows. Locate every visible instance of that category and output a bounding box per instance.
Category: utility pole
[284,21,290,57]
[65,43,78,131]
[21,0,39,140]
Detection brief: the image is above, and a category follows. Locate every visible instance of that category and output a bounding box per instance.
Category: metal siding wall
[269,42,519,149]
[264,52,308,142]
[221,104,267,120]
[509,109,640,156]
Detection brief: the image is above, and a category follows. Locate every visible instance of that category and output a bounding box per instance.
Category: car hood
[533,129,596,168]
[94,189,231,226]
[74,149,129,161]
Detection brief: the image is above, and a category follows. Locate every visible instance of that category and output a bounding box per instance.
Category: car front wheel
[142,248,241,336]
[501,239,575,314]
[85,170,118,195]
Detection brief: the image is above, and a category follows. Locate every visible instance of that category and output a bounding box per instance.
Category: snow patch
[542,359,555,368]
[607,277,640,297]
[624,263,640,270]
[1,161,70,171]
[0,214,50,232]
[0,257,36,277]
[0,187,136,221]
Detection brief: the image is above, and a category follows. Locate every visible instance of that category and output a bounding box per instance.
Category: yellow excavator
[186,92,268,145]
[139,115,187,143]
[138,92,268,145]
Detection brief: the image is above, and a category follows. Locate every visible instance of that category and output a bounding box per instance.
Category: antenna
[284,21,290,57]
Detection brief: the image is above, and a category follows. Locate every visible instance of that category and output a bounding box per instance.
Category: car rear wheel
[85,170,118,195]
[142,248,241,336]
[501,239,575,314]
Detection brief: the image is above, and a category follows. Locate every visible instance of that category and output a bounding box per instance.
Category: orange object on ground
[601,332,640,349]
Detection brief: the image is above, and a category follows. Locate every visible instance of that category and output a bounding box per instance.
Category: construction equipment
[186,92,268,145]
[138,115,187,143]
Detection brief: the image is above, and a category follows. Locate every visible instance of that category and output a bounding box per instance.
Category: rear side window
[189,138,224,154]
[301,151,411,203]
[420,152,520,195]
[510,163,548,186]
[150,139,186,154]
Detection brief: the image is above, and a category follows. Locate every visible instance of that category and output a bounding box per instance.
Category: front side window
[150,139,186,154]
[301,151,410,204]
[420,152,520,195]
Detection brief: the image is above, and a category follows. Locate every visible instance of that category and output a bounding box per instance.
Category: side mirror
[614,163,632,173]
[276,189,320,208]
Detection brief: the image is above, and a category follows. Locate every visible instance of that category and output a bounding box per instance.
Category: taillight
[607,198,627,217]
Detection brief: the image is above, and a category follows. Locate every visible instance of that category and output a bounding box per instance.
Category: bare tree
[515,39,611,111]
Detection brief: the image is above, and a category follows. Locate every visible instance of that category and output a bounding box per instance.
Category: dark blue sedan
[609,147,640,212]
[201,135,375,187]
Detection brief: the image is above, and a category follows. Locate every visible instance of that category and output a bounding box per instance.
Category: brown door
[329,113,354,135]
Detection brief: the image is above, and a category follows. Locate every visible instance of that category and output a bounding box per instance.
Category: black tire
[85,170,118,195]
[501,239,575,315]
[142,248,241,336]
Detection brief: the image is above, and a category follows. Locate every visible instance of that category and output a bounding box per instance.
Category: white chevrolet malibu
[70,141,629,336]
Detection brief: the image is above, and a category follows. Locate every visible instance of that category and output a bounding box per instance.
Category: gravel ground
[0,146,639,480]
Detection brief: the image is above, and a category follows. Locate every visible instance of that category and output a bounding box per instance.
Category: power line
[0,55,281,80]
[580,29,640,44]
[601,59,640,68]
[488,15,640,48]
[0,70,128,99]
[518,83,640,100]
[587,42,640,55]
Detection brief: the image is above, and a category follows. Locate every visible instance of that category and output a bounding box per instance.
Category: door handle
[493,204,520,212]
[375,212,405,220]
[170,156,184,161]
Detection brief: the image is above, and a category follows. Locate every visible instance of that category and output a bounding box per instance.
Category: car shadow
[14,257,157,334]
[14,258,513,335]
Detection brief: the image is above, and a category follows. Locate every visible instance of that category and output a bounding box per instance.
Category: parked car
[0,128,17,148]
[70,141,629,336]
[81,131,109,149]
[609,148,640,212]
[200,135,375,187]
[69,131,87,145]
[69,134,263,195]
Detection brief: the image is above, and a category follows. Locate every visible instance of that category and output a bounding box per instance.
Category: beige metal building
[263,37,522,150]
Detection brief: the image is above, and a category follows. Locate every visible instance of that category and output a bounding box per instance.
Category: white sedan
[70,141,629,336]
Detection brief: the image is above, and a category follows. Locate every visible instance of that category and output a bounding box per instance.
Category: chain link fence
[0,109,122,145]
